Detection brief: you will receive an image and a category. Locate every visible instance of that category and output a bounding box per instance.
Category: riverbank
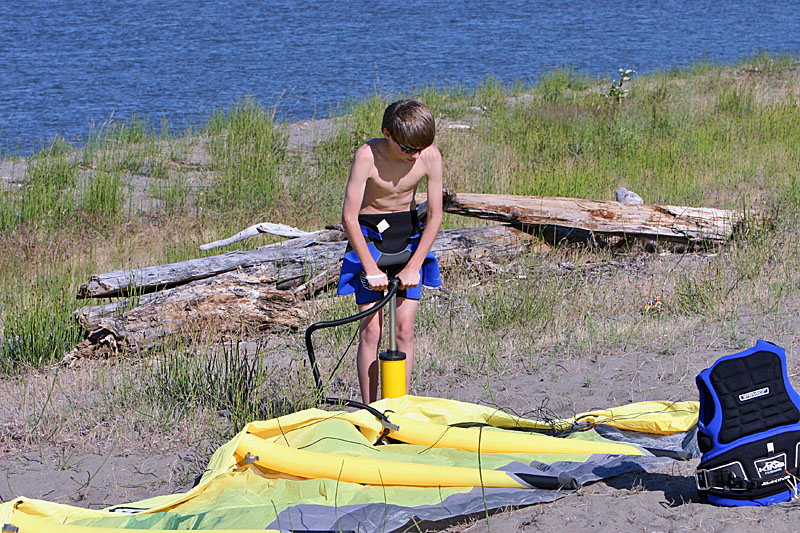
[1,56,800,530]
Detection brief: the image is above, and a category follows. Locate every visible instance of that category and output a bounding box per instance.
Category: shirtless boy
[337,99,443,404]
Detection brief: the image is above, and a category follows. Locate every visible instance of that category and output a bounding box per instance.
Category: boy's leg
[394,296,420,393]
[357,302,383,404]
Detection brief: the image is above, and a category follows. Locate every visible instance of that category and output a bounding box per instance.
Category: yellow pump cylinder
[380,349,406,398]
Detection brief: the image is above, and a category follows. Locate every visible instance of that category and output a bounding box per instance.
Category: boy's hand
[364,272,389,291]
[396,268,421,290]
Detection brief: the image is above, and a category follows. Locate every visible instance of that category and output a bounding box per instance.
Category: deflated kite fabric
[0,396,699,532]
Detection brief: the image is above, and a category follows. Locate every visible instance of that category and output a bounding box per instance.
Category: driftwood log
[435,191,742,245]
[76,230,347,299]
[77,191,740,300]
[199,222,324,250]
[69,267,305,358]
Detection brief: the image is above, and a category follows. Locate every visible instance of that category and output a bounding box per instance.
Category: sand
[4,306,798,530]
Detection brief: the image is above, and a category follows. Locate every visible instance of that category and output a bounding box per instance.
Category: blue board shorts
[337,210,441,304]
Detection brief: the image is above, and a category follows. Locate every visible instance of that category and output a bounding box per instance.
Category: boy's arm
[341,144,388,289]
[397,147,443,289]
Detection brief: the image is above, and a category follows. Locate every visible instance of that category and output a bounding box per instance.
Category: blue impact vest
[695,340,800,506]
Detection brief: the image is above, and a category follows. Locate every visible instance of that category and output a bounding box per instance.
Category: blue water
[2,1,799,153]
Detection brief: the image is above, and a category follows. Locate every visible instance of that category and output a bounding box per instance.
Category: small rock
[615,187,643,205]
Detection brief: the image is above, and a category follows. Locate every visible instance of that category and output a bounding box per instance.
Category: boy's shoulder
[353,138,385,161]
[420,144,442,162]
[364,137,389,151]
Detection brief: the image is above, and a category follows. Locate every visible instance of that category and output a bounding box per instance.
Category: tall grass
[534,65,595,103]
[204,97,288,216]
[436,66,800,208]
[0,137,78,230]
[130,337,312,435]
[0,259,86,372]
[83,168,124,219]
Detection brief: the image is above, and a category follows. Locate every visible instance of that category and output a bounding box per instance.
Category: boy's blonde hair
[382,99,435,149]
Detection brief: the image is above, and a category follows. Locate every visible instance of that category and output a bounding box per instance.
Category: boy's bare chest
[362,163,424,212]
[369,162,424,193]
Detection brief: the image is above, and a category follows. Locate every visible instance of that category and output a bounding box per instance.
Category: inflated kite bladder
[305,277,406,429]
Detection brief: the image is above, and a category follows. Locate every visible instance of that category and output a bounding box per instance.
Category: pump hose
[305,278,400,429]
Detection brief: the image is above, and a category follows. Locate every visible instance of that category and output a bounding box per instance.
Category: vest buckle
[696,469,710,491]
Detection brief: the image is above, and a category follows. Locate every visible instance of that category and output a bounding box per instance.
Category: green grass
[534,65,596,103]
[83,168,125,220]
[0,259,87,372]
[204,96,288,216]
[1,137,79,230]
[453,73,800,206]
[132,337,311,435]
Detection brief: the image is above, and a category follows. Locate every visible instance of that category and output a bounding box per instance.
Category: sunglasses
[395,140,423,154]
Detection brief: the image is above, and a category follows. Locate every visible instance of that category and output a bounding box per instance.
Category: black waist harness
[354,210,420,274]
[695,340,800,506]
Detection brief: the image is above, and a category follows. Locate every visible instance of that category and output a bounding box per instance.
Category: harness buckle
[696,464,757,492]
[696,469,710,491]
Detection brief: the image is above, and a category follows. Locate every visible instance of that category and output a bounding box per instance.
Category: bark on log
[76,229,347,299]
[438,191,741,244]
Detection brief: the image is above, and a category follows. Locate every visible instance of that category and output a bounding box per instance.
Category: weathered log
[77,225,531,300]
[437,191,742,244]
[75,293,158,331]
[75,260,322,332]
[83,183,738,302]
[69,266,306,356]
[70,224,533,357]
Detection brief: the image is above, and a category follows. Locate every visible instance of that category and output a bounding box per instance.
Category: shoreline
[1,55,800,530]
[4,51,800,163]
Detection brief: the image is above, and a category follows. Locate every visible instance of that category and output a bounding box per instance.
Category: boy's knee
[360,319,383,344]
[395,320,415,344]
